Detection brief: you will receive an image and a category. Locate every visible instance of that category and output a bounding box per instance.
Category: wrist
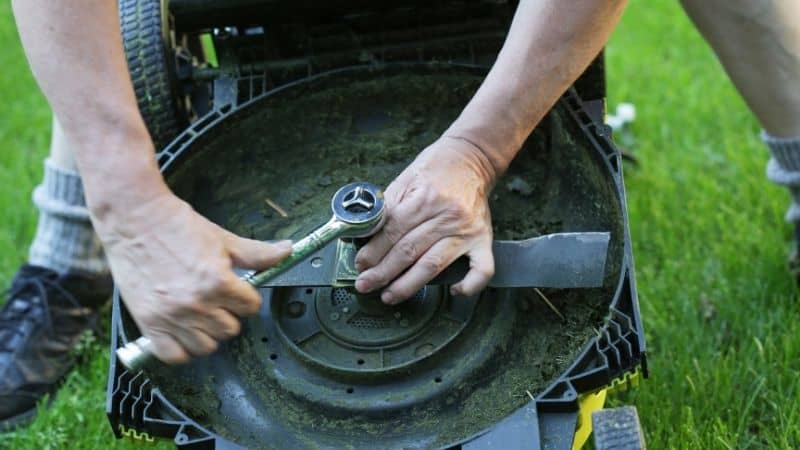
[91,187,181,248]
[430,135,499,189]
[440,133,502,185]
[73,131,172,238]
[444,113,525,179]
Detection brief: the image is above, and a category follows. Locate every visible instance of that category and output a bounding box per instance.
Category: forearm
[12,1,168,237]
[446,0,627,178]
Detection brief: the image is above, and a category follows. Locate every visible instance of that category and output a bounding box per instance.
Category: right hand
[101,193,291,364]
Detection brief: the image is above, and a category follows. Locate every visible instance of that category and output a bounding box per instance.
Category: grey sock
[763,130,800,223]
[28,159,108,276]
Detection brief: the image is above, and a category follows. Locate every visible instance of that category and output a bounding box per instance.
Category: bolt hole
[357,359,365,365]
[269,353,278,360]
[346,387,354,394]
[261,337,268,343]
[305,288,313,294]
[434,377,442,383]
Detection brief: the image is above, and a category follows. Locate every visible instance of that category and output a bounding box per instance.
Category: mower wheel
[119,0,184,150]
[592,406,646,450]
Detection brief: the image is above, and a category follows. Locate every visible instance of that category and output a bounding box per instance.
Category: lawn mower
[107,1,647,448]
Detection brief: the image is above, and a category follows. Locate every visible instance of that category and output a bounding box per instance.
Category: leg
[0,118,111,430]
[48,116,78,170]
[27,117,108,275]
[681,0,800,242]
[680,0,800,137]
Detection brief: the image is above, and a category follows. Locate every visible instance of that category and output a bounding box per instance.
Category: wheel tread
[118,0,182,150]
[592,406,646,450]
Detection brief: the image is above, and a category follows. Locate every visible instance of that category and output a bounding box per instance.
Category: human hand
[354,136,497,304]
[101,193,291,364]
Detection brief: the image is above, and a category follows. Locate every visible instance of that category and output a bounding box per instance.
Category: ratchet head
[331,181,385,238]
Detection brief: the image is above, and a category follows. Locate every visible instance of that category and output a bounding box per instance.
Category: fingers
[157,229,275,363]
[201,308,242,341]
[381,238,463,304]
[143,290,245,365]
[172,325,219,357]
[216,229,284,315]
[355,186,436,272]
[450,240,495,297]
[355,217,445,293]
[146,330,190,364]
[221,229,292,269]
[213,271,264,317]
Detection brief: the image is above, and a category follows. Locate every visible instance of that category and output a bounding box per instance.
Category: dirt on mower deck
[155,69,623,448]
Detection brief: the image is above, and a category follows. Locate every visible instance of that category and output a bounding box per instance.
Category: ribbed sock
[28,159,108,276]
[763,130,800,223]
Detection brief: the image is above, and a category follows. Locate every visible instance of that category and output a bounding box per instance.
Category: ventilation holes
[348,315,391,329]
[331,288,353,306]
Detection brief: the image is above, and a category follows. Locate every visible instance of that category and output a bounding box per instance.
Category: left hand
[354,136,497,304]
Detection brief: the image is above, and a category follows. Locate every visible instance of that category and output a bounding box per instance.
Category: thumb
[220,229,293,269]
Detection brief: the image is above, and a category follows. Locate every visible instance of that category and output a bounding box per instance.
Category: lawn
[1,1,798,449]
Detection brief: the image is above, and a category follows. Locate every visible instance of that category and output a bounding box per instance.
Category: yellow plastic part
[571,367,643,449]
[119,424,157,444]
[572,389,608,450]
[607,367,642,394]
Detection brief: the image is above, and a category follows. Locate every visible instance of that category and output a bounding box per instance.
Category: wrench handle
[244,216,346,286]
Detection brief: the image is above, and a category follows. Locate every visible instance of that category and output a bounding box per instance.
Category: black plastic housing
[106,61,645,449]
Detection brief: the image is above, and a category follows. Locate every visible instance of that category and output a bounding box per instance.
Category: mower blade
[256,243,340,287]
[261,232,610,289]
[431,232,611,289]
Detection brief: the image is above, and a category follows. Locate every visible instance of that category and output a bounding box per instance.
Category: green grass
[0,4,166,450]
[1,1,799,449]
[606,2,800,449]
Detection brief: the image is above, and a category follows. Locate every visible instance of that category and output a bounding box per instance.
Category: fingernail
[355,278,370,293]
[381,291,394,304]
[277,240,293,251]
[354,259,365,272]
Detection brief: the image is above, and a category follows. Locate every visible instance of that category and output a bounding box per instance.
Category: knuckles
[419,253,448,275]
[441,202,472,223]
[197,264,232,293]
[397,240,420,262]
[381,223,405,247]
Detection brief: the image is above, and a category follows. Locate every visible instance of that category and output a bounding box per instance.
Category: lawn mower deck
[108,2,646,449]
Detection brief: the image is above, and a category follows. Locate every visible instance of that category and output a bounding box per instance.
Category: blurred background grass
[1,0,798,449]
